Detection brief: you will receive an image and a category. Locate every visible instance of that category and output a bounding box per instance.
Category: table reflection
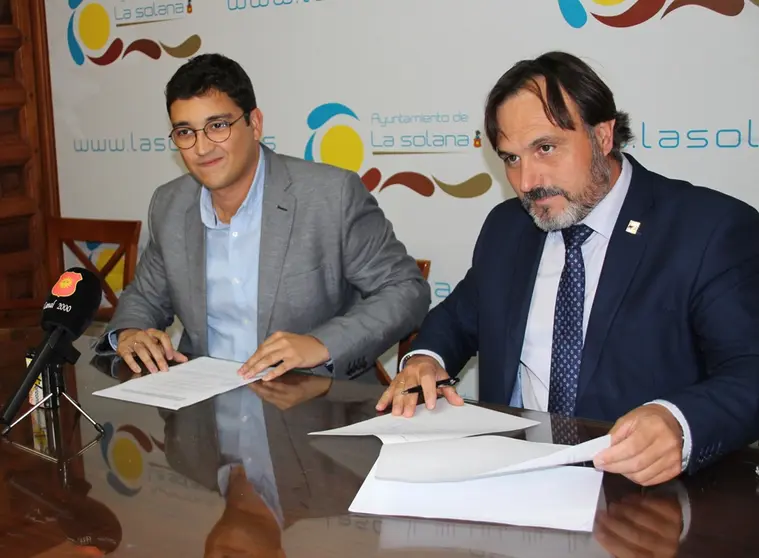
[152,371,694,558]
[1,340,756,557]
[595,488,683,558]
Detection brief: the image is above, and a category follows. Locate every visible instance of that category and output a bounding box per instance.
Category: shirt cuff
[399,350,446,371]
[107,330,120,351]
[646,399,692,471]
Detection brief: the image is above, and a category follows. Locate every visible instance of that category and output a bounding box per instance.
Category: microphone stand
[5,405,103,467]
[1,330,104,463]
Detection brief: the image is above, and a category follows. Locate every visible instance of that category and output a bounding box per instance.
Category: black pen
[401,377,460,395]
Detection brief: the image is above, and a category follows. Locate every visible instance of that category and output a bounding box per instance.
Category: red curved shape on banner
[87,39,124,66]
[379,172,435,197]
[116,425,153,452]
[663,0,744,17]
[592,0,666,27]
[361,168,382,192]
[123,39,162,60]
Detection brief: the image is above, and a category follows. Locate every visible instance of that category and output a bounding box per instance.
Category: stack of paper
[92,357,268,410]
[309,399,541,443]
[374,434,610,482]
[309,400,608,532]
[350,463,604,533]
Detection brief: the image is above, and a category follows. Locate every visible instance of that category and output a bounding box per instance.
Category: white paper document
[91,357,267,410]
[309,399,540,444]
[375,434,611,482]
[350,462,604,532]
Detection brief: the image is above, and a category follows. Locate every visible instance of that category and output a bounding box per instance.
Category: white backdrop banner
[45,0,759,399]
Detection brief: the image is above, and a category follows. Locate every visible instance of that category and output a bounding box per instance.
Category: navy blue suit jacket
[411,154,759,473]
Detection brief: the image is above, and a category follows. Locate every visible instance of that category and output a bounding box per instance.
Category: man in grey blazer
[99,53,430,382]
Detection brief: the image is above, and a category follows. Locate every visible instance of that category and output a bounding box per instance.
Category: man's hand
[375,355,464,417]
[594,492,682,558]
[250,374,333,411]
[593,404,684,486]
[116,328,188,374]
[238,332,330,381]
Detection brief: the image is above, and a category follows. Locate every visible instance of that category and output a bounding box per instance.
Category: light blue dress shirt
[201,147,265,362]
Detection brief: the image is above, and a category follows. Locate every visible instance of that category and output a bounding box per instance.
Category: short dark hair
[165,53,257,115]
[484,51,633,160]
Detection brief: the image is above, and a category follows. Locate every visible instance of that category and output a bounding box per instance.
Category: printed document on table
[91,357,268,410]
[375,434,611,482]
[308,399,540,444]
[349,462,604,532]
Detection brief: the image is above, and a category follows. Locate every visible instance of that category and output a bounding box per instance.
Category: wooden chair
[46,217,141,322]
[376,259,431,385]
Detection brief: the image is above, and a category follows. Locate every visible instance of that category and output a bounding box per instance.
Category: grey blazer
[100,145,430,379]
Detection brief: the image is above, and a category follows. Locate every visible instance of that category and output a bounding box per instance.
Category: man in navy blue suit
[376,51,759,486]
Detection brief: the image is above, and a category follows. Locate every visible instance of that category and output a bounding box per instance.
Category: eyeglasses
[169,112,249,149]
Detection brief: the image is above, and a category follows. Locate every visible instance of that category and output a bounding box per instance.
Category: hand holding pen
[376,354,464,417]
[401,377,460,395]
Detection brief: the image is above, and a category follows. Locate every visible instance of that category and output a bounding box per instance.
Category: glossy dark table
[1,334,758,557]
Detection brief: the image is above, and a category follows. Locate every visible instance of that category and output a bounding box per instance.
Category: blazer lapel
[257,147,295,343]
[185,193,208,355]
[577,156,656,401]
[505,222,547,382]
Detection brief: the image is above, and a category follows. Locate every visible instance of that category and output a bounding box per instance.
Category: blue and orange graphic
[100,422,165,496]
[67,0,201,66]
[304,103,492,199]
[559,0,757,28]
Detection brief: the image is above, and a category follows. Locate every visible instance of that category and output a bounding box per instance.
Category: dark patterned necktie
[548,224,593,417]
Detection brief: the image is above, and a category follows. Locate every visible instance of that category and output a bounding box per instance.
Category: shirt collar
[579,154,633,240]
[199,145,266,230]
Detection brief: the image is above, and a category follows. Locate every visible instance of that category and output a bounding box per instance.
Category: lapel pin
[626,220,641,235]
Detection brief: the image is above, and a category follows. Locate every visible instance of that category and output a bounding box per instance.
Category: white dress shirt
[404,156,692,469]
[517,156,633,411]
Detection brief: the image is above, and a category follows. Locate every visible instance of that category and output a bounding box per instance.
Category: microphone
[41,267,103,338]
[0,267,102,435]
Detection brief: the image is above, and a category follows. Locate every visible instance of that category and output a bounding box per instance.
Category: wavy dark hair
[165,53,257,117]
[484,51,633,161]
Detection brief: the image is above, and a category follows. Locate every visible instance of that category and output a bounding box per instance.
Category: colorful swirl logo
[67,0,201,66]
[100,422,165,496]
[304,103,492,199]
[559,0,756,28]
